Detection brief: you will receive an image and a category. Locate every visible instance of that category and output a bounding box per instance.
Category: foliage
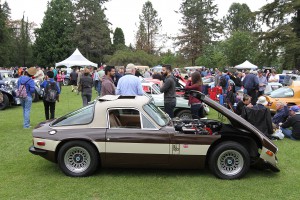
[258,0,300,69]
[17,15,32,66]
[195,43,228,69]
[223,3,258,34]
[135,1,162,54]
[107,49,159,67]
[176,0,222,65]
[73,0,111,65]
[1,86,300,199]
[33,0,76,67]
[0,1,12,66]
[159,50,187,67]
[222,31,259,66]
[112,27,125,52]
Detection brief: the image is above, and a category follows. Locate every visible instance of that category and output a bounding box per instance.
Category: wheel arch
[174,108,191,117]
[54,139,102,164]
[205,135,260,167]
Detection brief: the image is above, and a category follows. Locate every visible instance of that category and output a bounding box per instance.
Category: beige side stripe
[34,138,60,151]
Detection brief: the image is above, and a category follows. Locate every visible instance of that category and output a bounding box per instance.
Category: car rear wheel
[58,141,99,177]
[176,110,192,119]
[209,141,250,180]
[0,93,9,110]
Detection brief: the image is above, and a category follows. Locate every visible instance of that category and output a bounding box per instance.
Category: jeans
[20,96,32,128]
[191,104,204,119]
[164,101,176,118]
[94,80,101,95]
[281,127,296,140]
[43,100,56,120]
[82,93,92,107]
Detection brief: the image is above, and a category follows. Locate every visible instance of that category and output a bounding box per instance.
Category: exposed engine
[173,118,222,135]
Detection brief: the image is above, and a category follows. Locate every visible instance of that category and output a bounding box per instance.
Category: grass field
[0,86,300,200]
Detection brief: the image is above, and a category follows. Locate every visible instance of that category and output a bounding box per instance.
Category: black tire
[63,79,70,86]
[57,141,99,177]
[33,90,39,102]
[176,109,192,119]
[0,93,9,110]
[209,141,250,180]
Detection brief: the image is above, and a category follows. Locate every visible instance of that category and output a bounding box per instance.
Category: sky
[3,0,270,49]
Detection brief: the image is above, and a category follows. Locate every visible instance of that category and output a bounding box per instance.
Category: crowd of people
[5,64,299,141]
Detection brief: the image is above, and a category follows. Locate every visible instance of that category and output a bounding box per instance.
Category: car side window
[109,109,141,129]
[52,104,94,127]
[142,114,156,129]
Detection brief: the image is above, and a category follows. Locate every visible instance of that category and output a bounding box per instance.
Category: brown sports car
[29,92,279,179]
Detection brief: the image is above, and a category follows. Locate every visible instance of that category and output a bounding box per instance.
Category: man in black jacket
[241,96,273,137]
[160,64,176,118]
[279,106,300,140]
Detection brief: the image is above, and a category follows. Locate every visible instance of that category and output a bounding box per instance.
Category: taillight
[37,141,45,146]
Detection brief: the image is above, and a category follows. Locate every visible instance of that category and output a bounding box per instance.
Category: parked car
[0,70,21,110]
[265,81,300,112]
[29,93,279,179]
[33,79,44,102]
[142,81,209,119]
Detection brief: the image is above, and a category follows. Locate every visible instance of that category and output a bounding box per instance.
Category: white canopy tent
[55,48,98,68]
[234,60,258,70]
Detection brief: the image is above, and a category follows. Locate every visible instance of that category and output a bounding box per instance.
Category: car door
[105,108,170,167]
[169,133,220,169]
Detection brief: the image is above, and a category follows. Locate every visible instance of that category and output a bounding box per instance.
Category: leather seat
[109,112,122,128]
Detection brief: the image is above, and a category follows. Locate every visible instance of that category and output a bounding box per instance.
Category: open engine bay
[174,118,223,135]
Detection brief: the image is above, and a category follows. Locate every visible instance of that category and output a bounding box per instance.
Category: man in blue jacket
[17,67,36,128]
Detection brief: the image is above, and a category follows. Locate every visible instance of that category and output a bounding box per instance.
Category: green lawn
[0,86,300,200]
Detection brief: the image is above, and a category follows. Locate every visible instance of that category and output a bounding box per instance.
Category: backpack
[16,79,30,98]
[44,81,58,102]
[219,75,227,87]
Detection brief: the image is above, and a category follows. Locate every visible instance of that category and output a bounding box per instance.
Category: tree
[0,1,12,66]
[223,31,259,66]
[33,0,76,66]
[176,0,222,65]
[73,0,111,64]
[113,27,125,51]
[107,49,159,67]
[135,1,161,54]
[17,14,32,66]
[195,43,228,68]
[223,3,257,34]
[259,0,300,69]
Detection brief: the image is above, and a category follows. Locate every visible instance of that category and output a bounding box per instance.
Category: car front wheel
[0,93,9,110]
[209,141,250,180]
[58,141,99,177]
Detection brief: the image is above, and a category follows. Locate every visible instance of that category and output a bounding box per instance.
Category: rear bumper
[29,145,47,156]
[29,145,56,162]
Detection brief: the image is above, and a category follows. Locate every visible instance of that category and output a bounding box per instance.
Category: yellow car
[265,81,300,112]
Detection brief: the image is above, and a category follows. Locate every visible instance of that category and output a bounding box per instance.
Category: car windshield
[203,77,213,83]
[269,87,294,98]
[152,84,161,94]
[51,104,94,126]
[143,103,169,127]
[0,72,13,79]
